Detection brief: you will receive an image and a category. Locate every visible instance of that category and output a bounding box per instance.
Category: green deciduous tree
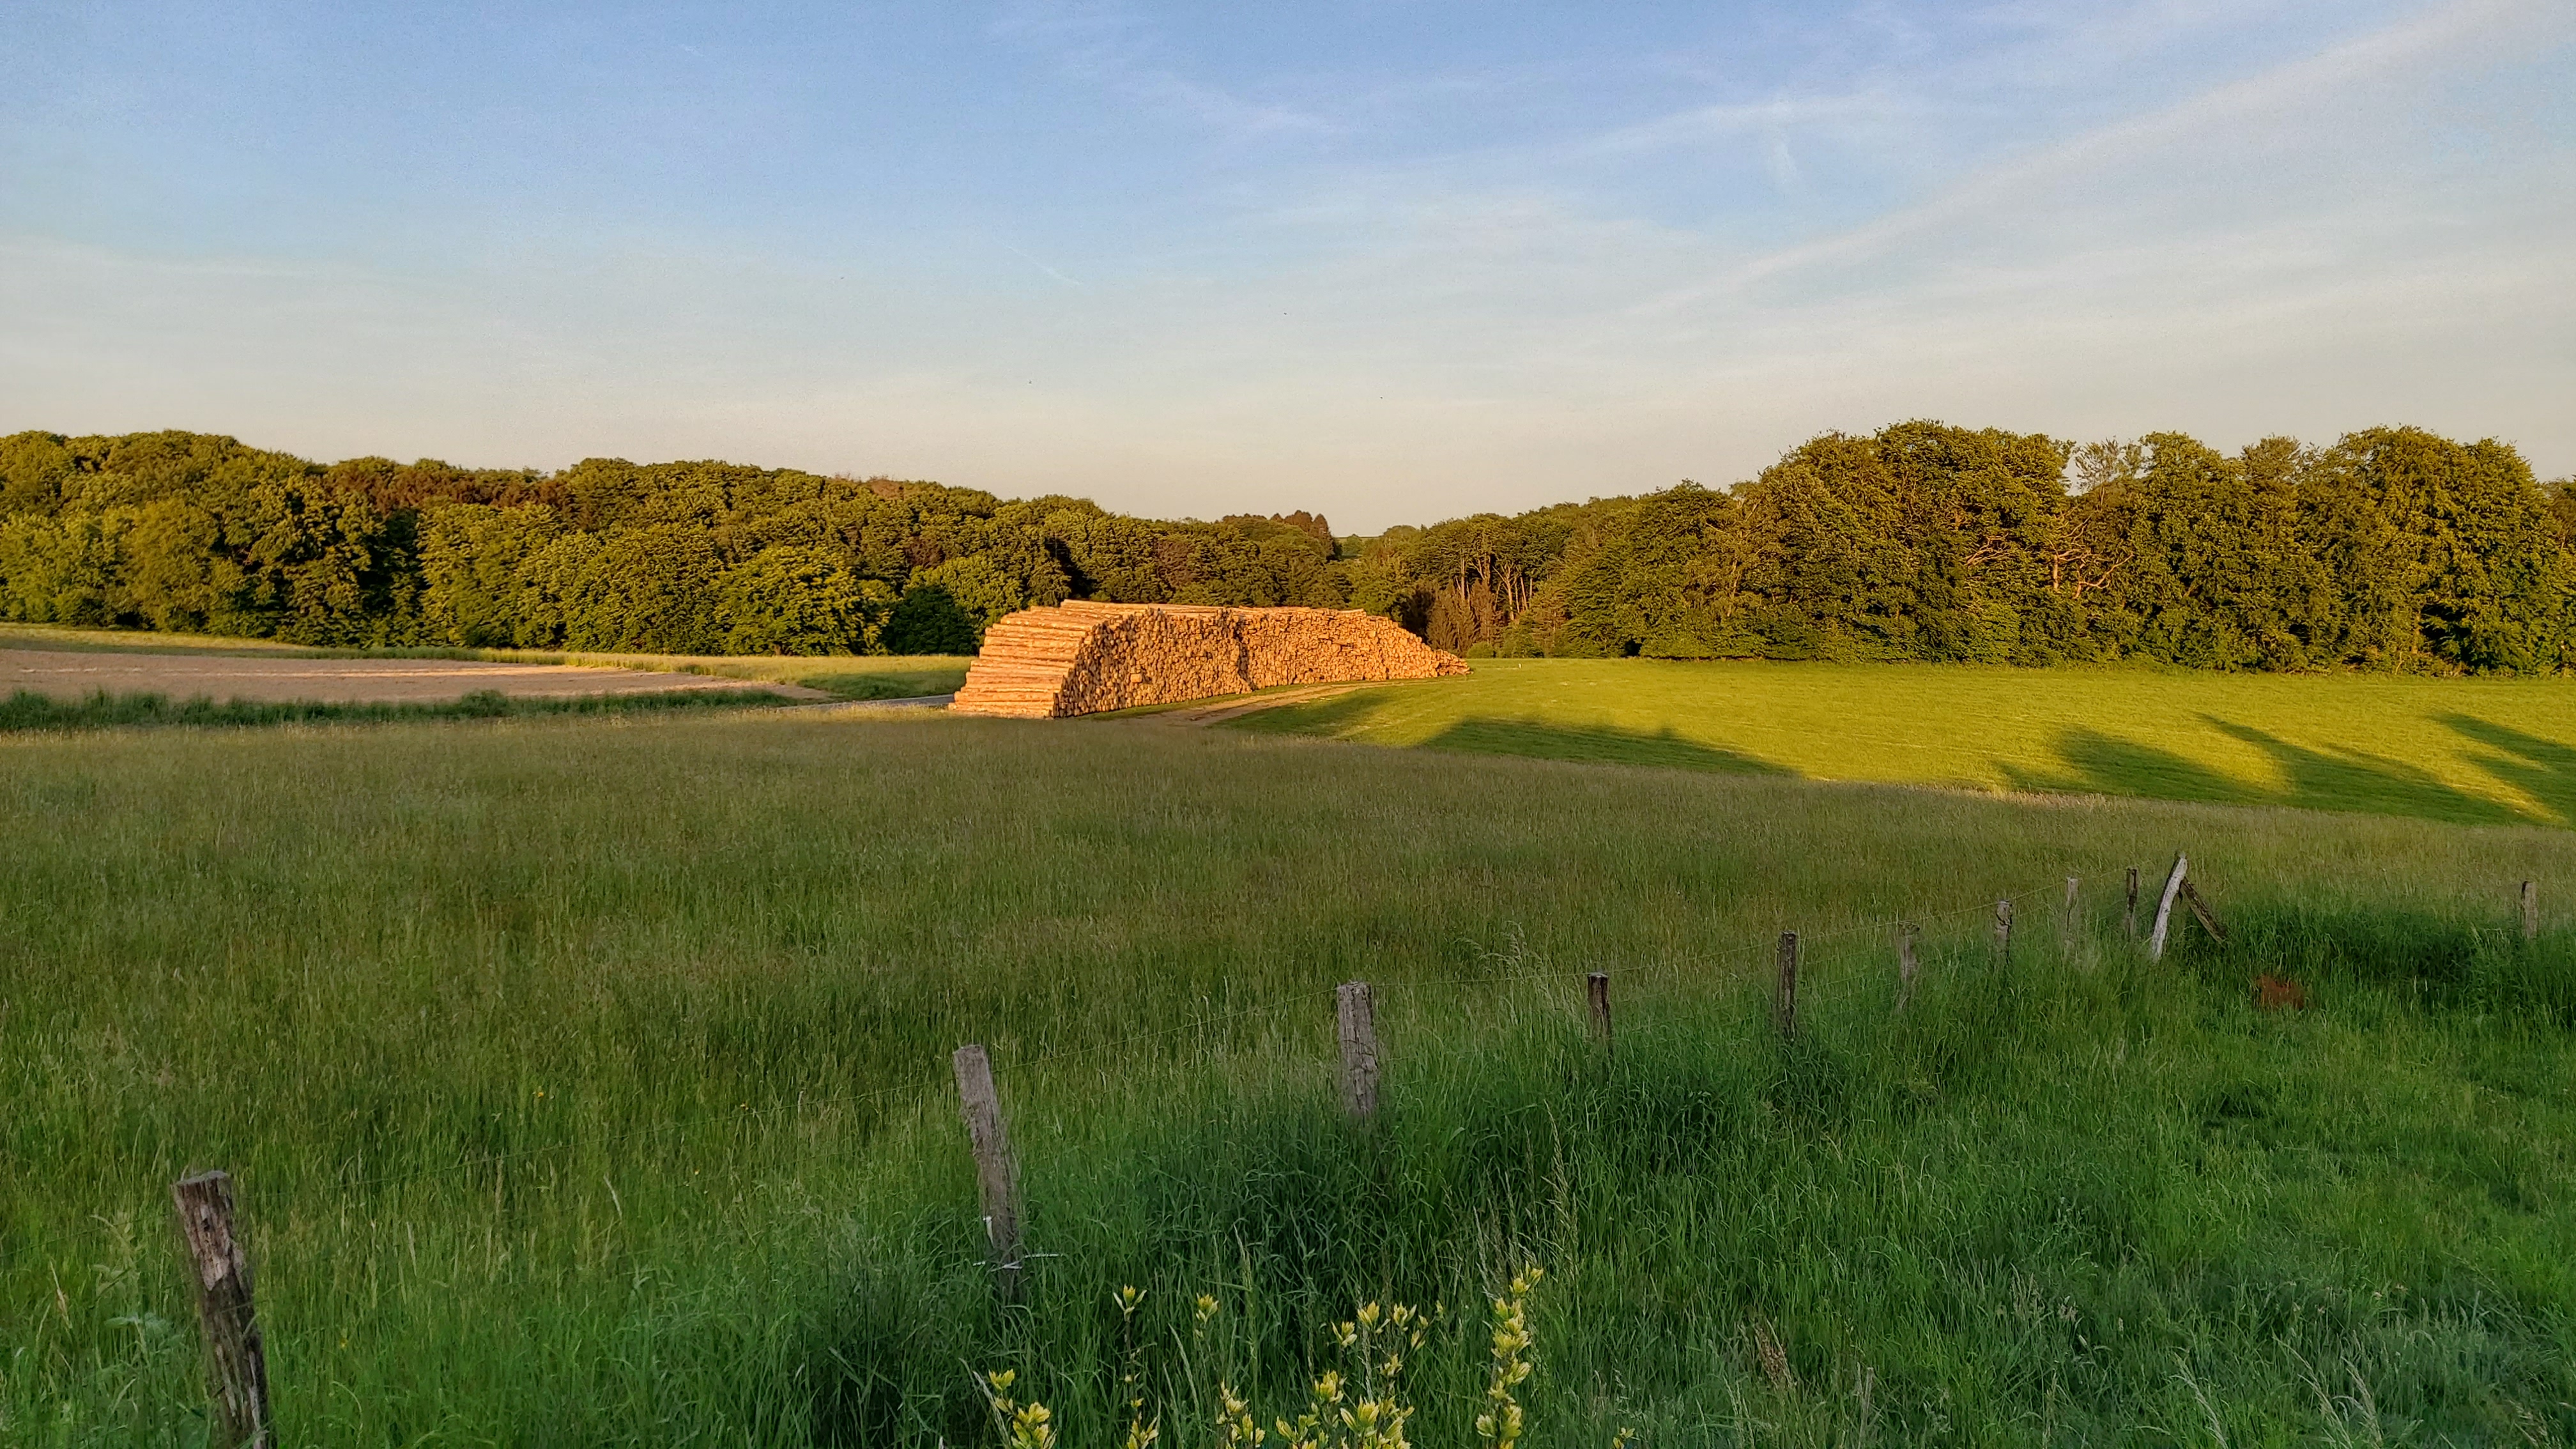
[880,583,979,655]
[4,424,2567,673]
[721,545,891,654]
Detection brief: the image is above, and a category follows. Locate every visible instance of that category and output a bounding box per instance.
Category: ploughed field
[1228,657,2576,827]
[7,698,2576,1445]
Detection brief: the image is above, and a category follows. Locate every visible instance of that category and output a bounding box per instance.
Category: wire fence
[311,849,2167,1200]
[120,843,2565,1446]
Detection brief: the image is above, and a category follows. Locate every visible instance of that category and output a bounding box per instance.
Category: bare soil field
[1,648,830,704]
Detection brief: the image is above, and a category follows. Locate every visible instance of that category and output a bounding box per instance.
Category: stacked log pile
[950,601,1468,718]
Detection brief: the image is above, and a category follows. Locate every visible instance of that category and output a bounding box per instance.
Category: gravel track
[2,649,831,704]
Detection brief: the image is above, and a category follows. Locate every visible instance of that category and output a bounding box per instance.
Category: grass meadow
[1229,659,2576,827]
[5,703,2575,1445]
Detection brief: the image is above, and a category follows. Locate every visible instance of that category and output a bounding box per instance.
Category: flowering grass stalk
[1475,1268,1542,1449]
[1118,1285,1162,1449]
[978,1370,1057,1449]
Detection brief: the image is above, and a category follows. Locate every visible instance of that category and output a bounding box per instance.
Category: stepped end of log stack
[949,602,1466,718]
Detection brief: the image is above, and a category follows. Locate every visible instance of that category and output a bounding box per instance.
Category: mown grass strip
[1233,657,2576,826]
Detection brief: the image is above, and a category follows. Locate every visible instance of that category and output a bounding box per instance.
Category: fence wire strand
[314,852,2169,1196]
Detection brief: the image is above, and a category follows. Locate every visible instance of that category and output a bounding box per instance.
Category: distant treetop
[3,422,2568,673]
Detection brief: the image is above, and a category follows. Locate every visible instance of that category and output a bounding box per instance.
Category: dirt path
[1,649,831,704]
[781,694,957,712]
[1145,681,1377,724]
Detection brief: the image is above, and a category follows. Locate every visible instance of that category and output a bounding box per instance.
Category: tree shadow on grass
[2000,728,2271,808]
[1230,689,1791,775]
[1220,684,1413,737]
[2203,719,2527,826]
[2439,715,2576,827]
[2003,720,2533,826]
[1419,717,1793,775]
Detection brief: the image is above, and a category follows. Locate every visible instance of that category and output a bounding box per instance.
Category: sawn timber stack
[949,601,1468,719]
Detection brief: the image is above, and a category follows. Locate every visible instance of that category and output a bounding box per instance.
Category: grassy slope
[5,710,2575,1444]
[1228,657,2576,826]
[0,622,971,701]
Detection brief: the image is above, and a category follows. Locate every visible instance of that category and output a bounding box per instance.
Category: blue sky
[4,1,2571,528]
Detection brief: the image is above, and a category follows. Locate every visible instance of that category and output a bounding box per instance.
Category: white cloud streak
[1646,0,2561,307]
[986,1,1333,137]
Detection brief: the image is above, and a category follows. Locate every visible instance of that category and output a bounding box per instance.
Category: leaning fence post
[1337,981,1380,1120]
[952,1045,1023,1300]
[1586,972,1613,1053]
[1775,933,1798,1038]
[2180,878,2228,945]
[2147,854,2189,961]
[1994,899,2013,963]
[1894,925,1920,1013]
[2525,880,2540,942]
[172,1170,273,1449]
[2125,868,2140,938]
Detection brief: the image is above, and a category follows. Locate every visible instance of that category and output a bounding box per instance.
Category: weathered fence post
[1775,932,1798,1038]
[2525,880,2540,942]
[2180,878,2228,945]
[1994,898,2013,962]
[2062,877,2080,947]
[172,1170,272,1449]
[1337,981,1380,1120]
[2147,854,2189,961]
[2125,868,2140,939]
[1894,926,1920,1013]
[951,1045,1023,1300]
[1586,972,1613,1053]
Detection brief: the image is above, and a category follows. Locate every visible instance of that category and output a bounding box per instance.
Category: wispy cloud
[1640,0,2562,309]
[1584,92,1923,155]
[4,2,2570,526]
[986,1,1333,137]
[992,236,1085,288]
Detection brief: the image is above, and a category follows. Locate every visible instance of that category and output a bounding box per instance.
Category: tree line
[3,422,2570,671]
[1362,422,2576,674]
[0,430,1340,656]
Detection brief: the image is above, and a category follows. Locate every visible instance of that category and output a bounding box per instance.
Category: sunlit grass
[1229,657,2576,825]
[0,621,323,655]
[4,710,2573,1443]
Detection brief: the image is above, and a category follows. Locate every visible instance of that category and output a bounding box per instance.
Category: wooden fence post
[1895,926,1920,1013]
[2062,877,2080,947]
[172,1170,272,1449]
[951,1045,1023,1300]
[1775,933,1798,1038]
[1994,898,2013,963]
[1586,972,1613,1053]
[2525,880,2540,942]
[2147,854,2189,961]
[1337,981,1380,1120]
[2180,879,2228,945]
[2125,868,2140,939]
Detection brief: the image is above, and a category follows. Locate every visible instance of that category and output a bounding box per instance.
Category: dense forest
[4,422,2571,672]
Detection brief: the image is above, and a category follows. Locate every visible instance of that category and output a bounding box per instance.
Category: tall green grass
[3,712,2572,1444]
